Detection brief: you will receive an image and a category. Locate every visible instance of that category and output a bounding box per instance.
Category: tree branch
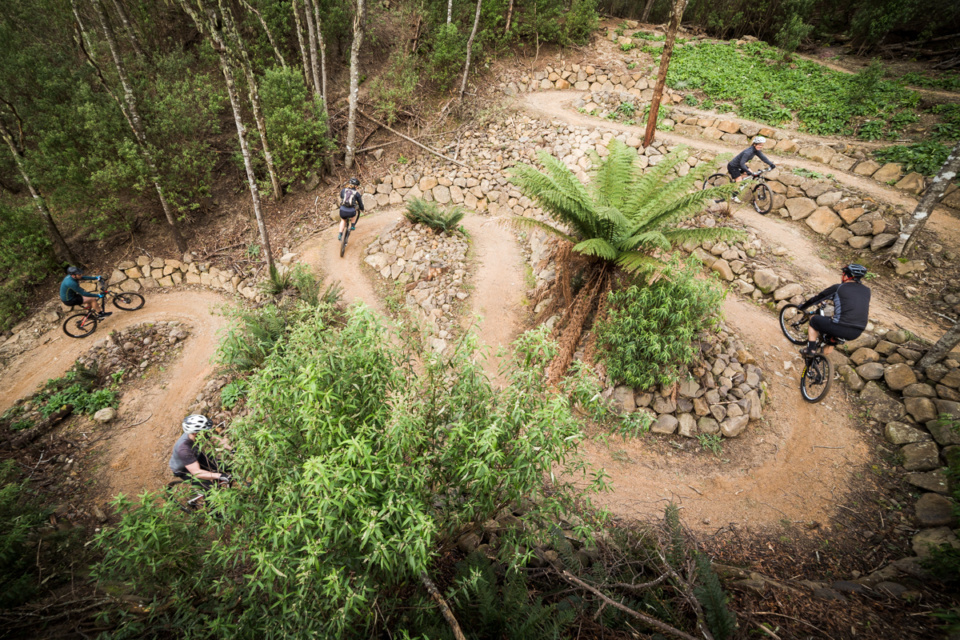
[420,573,467,640]
[358,110,467,168]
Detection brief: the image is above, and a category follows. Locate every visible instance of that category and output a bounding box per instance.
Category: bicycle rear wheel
[340,226,350,258]
[702,173,731,190]
[778,304,809,345]
[753,183,772,214]
[113,292,145,310]
[801,355,833,403]
[63,312,97,338]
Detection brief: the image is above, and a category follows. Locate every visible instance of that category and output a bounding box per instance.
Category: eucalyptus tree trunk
[303,0,323,102]
[179,0,275,273]
[219,0,283,200]
[888,140,960,257]
[0,117,78,264]
[108,0,144,60]
[918,321,960,369]
[446,0,453,23]
[89,0,187,252]
[642,0,688,148]
[240,0,287,68]
[69,0,97,70]
[640,0,655,22]
[291,0,312,90]
[309,0,330,121]
[458,0,483,100]
[344,0,366,171]
[503,0,513,34]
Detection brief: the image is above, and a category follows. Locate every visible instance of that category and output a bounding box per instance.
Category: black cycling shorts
[340,209,358,220]
[727,163,746,179]
[810,315,863,342]
[62,292,84,307]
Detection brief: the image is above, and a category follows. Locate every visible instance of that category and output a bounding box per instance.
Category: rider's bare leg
[338,218,347,235]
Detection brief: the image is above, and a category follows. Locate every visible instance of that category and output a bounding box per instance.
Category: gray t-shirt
[169,433,214,475]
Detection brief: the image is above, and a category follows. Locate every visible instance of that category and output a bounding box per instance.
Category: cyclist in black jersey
[798,264,871,356]
[728,136,776,183]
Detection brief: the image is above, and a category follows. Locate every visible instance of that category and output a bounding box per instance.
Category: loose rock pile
[74,321,191,381]
[365,221,470,352]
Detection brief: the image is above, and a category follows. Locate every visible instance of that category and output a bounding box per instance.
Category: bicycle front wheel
[801,355,833,403]
[753,183,772,214]
[114,292,145,311]
[340,227,349,258]
[702,173,731,190]
[63,312,97,338]
[779,304,809,345]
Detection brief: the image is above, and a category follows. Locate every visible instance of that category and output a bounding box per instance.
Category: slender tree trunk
[0,118,78,264]
[446,0,453,23]
[240,0,287,68]
[310,0,330,121]
[503,0,513,35]
[918,321,960,369]
[292,0,312,91]
[888,140,960,257]
[108,0,145,60]
[219,0,283,200]
[344,0,366,171]
[180,0,275,273]
[89,0,187,252]
[643,0,688,148]
[303,0,323,102]
[459,0,483,101]
[69,0,96,62]
[640,0,655,22]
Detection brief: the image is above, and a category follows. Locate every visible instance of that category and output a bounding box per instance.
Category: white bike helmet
[752,136,766,145]
[182,414,213,434]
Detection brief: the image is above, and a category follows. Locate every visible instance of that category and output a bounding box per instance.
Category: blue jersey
[60,275,97,303]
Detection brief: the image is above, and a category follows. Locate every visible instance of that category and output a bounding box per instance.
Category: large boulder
[677,413,698,438]
[785,197,817,220]
[927,417,960,446]
[721,415,749,437]
[651,414,679,434]
[901,441,941,471]
[915,493,958,527]
[773,283,804,301]
[884,421,931,445]
[871,233,897,252]
[839,365,865,390]
[913,527,960,559]
[904,397,938,423]
[698,416,720,434]
[850,348,881,366]
[805,207,843,235]
[905,469,951,494]
[884,363,917,390]
[752,269,779,294]
[859,382,905,422]
[711,259,734,281]
[612,386,636,414]
[855,362,884,380]
[872,163,903,183]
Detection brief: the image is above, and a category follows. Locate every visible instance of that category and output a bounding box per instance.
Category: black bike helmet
[842,264,868,281]
[348,177,360,186]
[67,266,83,275]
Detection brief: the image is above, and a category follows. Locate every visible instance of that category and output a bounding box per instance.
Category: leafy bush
[368,52,419,125]
[215,304,300,373]
[596,260,725,389]
[666,41,920,137]
[404,198,465,233]
[0,202,58,330]
[773,0,813,55]
[220,380,247,410]
[428,23,466,91]
[873,140,953,177]
[260,67,333,187]
[290,263,322,306]
[0,460,46,608]
[563,0,600,44]
[95,311,603,637]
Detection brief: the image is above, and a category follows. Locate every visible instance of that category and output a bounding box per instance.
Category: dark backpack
[340,188,359,208]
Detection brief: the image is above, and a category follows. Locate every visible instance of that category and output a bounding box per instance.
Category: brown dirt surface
[0,289,230,499]
[577,295,871,531]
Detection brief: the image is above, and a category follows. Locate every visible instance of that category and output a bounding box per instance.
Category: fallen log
[6,405,74,450]
[358,110,467,168]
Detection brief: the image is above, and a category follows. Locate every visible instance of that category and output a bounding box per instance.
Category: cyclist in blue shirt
[59,266,111,318]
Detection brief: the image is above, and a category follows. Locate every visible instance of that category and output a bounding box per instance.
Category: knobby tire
[63,312,98,338]
[702,173,730,190]
[779,304,809,345]
[753,183,772,214]
[113,292,145,311]
[340,226,350,258]
[801,354,833,403]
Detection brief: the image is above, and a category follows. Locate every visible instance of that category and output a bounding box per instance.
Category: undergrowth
[873,140,953,177]
[404,198,466,233]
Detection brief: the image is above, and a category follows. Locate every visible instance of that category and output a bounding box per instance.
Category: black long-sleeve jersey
[800,281,871,330]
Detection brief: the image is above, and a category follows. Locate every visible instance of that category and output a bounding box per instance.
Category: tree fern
[693,553,737,640]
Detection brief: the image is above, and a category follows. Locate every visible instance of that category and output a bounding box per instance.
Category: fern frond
[621,230,670,252]
[662,227,746,246]
[694,553,737,640]
[590,140,639,210]
[507,216,579,244]
[509,159,599,237]
[622,146,689,216]
[572,238,618,260]
[640,188,730,232]
[615,251,663,275]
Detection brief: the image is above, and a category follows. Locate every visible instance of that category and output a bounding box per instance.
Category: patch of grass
[697,433,723,457]
[792,167,823,180]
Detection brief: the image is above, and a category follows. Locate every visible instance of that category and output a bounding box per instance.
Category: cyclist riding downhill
[169,414,232,490]
[798,264,871,357]
[338,177,364,242]
[60,266,111,319]
[728,136,776,202]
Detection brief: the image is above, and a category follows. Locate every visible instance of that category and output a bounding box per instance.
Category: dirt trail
[580,295,869,530]
[459,215,527,385]
[520,90,960,248]
[0,290,230,498]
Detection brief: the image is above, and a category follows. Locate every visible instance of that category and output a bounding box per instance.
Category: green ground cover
[665,41,921,139]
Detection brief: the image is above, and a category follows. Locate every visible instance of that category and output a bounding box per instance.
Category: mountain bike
[702,168,773,214]
[62,279,145,338]
[779,300,843,403]
[340,219,353,258]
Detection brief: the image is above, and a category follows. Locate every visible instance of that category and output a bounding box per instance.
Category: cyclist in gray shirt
[169,414,231,489]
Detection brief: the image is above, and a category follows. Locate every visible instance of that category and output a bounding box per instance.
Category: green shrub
[0,202,58,331]
[563,0,600,44]
[404,198,465,233]
[220,380,247,410]
[368,52,419,125]
[95,312,603,637]
[428,23,466,91]
[215,304,295,373]
[0,460,46,608]
[874,140,953,177]
[290,263,322,306]
[773,1,813,56]
[596,260,725,390]
[260,67,333,187]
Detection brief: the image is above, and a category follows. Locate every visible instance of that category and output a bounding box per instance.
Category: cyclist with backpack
[60,266,111,319]
[338,177,364,242]
[169,414,231,490]
[798,264,871,356]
